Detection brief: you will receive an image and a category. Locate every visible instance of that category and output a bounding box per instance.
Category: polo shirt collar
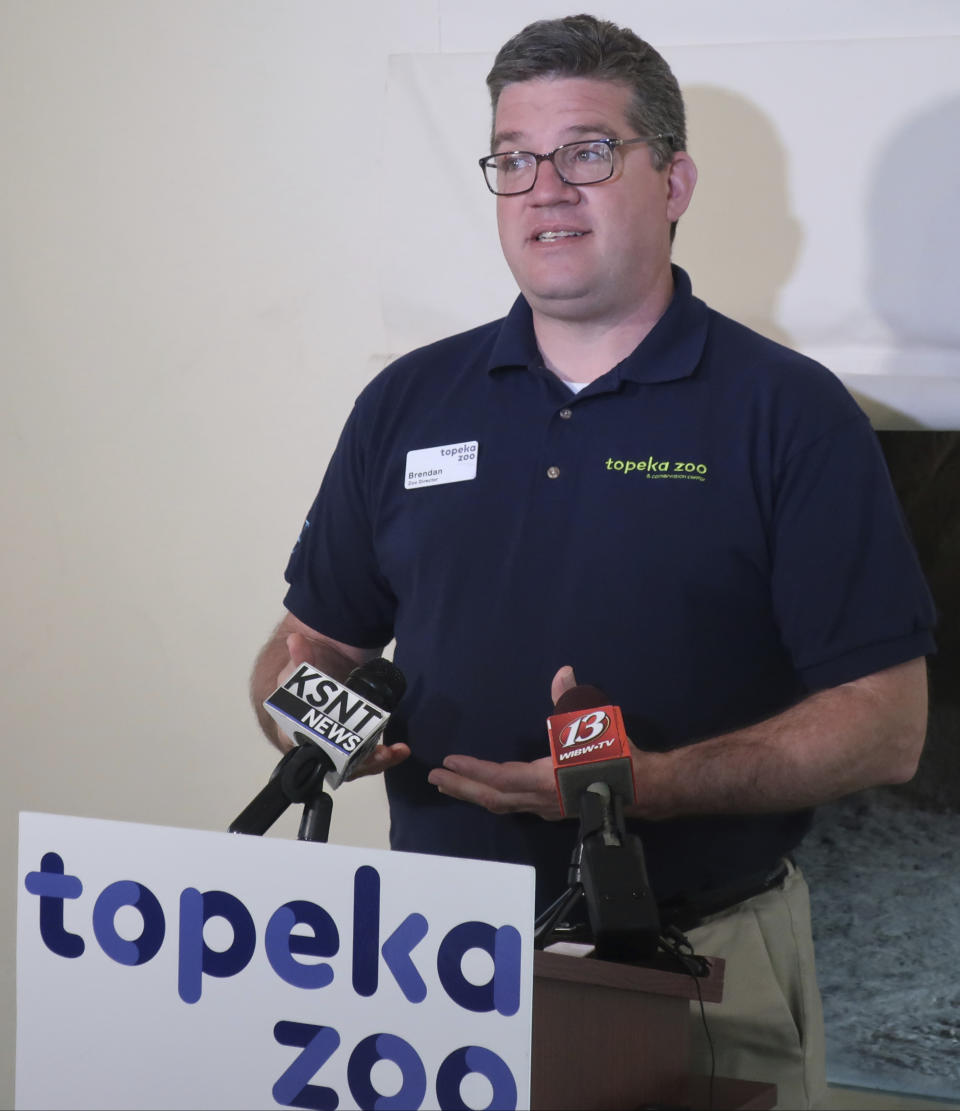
[485,265,708,386]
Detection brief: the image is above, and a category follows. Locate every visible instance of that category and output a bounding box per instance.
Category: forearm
[630,658,928,821]
[250,628,294,750]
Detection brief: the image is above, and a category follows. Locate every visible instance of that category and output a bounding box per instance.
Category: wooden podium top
[534,947,725,1003]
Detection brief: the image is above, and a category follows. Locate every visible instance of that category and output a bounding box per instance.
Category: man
[251,15,935,1108]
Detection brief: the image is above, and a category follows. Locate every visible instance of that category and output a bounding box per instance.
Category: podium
[532,950,777,1110]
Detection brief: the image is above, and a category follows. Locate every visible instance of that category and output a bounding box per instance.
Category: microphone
[543,682,659,961]
[262,657,406,789]
[547,684,637,817]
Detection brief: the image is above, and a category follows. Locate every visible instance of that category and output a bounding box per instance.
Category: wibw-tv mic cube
[547,686,638,816]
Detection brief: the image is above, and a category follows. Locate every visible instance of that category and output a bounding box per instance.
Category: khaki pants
[685,860,827,1110]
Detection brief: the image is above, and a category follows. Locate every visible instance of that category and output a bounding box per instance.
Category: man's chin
[522,284,610,322]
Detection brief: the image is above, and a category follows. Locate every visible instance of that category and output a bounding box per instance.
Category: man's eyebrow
[492,122,621,151]
[565,122,622,138]
[491,129,525,150]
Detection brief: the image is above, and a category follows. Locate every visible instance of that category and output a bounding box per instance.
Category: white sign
[16,812,535,1110]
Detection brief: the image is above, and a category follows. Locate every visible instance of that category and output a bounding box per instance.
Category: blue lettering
[352,865,379,996]
[178,888,256,1003]
[381,914,429,1003]
[436,922,522,1016]
[23,852,85,958]
[273,1021,339,1111]
[348,1033,426,1110]
[265,900,338,989]
[92,880,165,966]
[24,852,526,1054]
[435,1045,517,1110]
[352,865,428,1003]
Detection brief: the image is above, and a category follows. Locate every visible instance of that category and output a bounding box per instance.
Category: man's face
[492,76,694,325]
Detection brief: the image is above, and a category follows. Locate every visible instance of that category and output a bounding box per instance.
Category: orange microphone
[547,684,637,818]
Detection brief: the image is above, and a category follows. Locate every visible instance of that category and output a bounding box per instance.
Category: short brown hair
[486,13,686,171]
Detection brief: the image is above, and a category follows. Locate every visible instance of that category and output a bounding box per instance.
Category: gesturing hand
[428,753,563,821]
[425,665,582,820]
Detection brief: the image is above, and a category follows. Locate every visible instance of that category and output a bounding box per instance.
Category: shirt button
[559,408,573,420]
[547,466,561,479]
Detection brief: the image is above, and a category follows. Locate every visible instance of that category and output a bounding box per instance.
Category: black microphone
[262,657,406,789]
[231,658,406,843]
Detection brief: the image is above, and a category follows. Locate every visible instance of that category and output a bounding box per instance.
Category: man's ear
[666,151,698,222]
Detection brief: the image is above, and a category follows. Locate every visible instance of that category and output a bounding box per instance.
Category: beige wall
[3,2,959,1105]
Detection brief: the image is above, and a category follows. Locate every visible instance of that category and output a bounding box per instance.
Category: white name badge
[404,440,478,489]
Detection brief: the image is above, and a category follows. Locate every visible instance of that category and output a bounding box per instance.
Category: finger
[551,664,578,706]
[427,756,562,820]
[285,632,314,667]
[276,634,310,687]
[437,754,539,790]
[427,766,546,815]
[348,742,411,779]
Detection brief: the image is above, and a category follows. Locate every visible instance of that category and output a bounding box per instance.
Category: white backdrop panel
[382,38,960,428]
[438,0,960,52]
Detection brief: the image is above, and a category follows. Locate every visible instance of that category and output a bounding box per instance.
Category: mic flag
[547,684,638,817]
[263,657,406,789]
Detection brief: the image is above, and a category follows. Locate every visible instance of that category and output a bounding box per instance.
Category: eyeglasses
[478,135,673,196]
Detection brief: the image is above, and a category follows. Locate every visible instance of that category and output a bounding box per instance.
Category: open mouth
[535,230,586,242]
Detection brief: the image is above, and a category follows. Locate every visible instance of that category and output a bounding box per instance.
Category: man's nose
[529,157,579,203]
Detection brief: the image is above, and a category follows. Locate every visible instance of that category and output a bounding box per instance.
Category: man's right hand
[252,613,410,775]
[279,630,331,685]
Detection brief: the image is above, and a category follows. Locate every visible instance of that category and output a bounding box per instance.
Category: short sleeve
[283,398,397,648]
[770,412,936,690]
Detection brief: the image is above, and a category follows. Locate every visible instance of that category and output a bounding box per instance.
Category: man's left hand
[425,665,586,820]
[427,754,564,821]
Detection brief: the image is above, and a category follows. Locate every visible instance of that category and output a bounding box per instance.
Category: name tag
[404,441,478,489]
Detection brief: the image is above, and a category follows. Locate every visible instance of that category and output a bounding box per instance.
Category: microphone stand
[533,843,587,948]
[229,739,335,843]
[535,782,661,961]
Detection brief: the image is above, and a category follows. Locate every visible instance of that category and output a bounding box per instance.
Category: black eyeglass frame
[478,134,675,196]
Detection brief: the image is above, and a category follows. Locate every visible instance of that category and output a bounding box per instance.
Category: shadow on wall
[868,94,960,364]
[847,93,960,426]
[675,85,801,348]
[867,95,960,810]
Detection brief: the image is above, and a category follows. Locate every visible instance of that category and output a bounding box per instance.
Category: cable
[655,926,716,1111]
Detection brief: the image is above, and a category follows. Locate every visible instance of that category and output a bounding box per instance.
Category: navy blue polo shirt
[284,267,935,912]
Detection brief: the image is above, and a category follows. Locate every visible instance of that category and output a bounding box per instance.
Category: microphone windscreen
[554,684,608,714]
[346,657,406,710]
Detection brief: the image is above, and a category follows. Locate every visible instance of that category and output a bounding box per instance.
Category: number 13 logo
[559,710,610,748]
